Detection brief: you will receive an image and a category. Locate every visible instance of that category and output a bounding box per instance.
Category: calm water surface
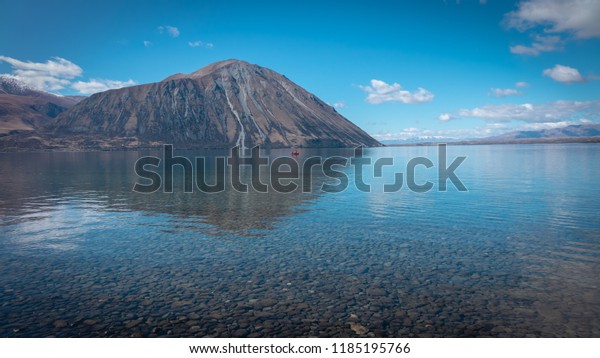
[0,144,598,337]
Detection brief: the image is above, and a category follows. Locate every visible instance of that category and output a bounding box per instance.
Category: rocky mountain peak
[162,59,260,82]
[0,75,40,97]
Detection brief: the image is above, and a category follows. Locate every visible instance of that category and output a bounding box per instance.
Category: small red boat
[291,150,300,157]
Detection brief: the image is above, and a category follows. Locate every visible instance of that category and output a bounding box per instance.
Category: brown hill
[53,59,380,148]
[0,76,84,134]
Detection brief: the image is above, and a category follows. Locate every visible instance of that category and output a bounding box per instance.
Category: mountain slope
[53,60,380,148]
[486,124,600,141]
[0,76,84,134]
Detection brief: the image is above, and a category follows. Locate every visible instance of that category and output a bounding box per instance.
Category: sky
[1,0,599,140]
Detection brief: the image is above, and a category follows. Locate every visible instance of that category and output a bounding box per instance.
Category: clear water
[0,144,598,337]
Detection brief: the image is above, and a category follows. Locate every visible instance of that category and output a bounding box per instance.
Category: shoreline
[0,135,599,153]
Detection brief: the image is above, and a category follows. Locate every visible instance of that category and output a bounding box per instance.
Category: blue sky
[1,0,599,140]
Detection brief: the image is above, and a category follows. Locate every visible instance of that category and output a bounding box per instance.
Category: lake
[0,144,598,337]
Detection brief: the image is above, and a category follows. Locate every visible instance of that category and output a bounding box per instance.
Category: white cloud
[188,40,214,48]
[372,123,510,141]
[71,79,136,95]
[0,56,82,78]
[332,101,346,109]
[143,41,153,47]
[158,25,180,38]
[359,79,434,104]
[439,113,453,121]
[0,55,82,91]
[516,81,530,88]
[504,0,600,39]
[0,55,138,95]
[543,64,585,83]
[509,35,562,55]
[490,88,522,97]
[456,100,600,123]
[371,128,428,141]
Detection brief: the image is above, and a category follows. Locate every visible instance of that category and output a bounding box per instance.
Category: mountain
[52,59,380,148]
[486,124,600,141]
[0,76,42,97]
[0,76,84,134]
[383,123,600,147]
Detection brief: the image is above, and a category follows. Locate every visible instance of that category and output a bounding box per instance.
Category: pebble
[125,320,142,329]
[53,320,68,329]
[350,323,369,335]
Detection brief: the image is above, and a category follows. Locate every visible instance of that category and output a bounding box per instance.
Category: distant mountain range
[0,76,84,134]
[485,124,600,140]
[384,124,600,146]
